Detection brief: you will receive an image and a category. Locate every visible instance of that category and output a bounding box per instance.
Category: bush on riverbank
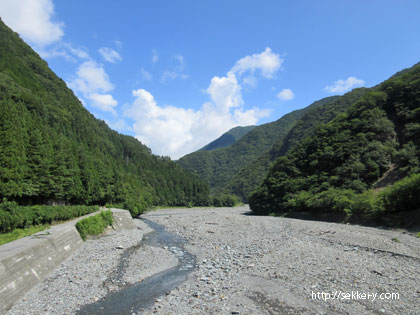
[75,210,113,241]
[252,173,420,227]
[0,201,99,234]
[211,193,240,207]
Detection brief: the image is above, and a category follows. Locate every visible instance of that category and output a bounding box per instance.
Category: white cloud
[125,84,268,159]
[152,49,158,63]
[89,93,118,112]
[277,88,295,101]
[141,68,152,81]
[207,72,243,112]
[0,0,64,47]
[68,60,117,112]
[231,47,283,79]
[70,61,114,94]
[125,48,282,159]
[67,45,89,59]
[98,47,122,63]
[325,76,365,94]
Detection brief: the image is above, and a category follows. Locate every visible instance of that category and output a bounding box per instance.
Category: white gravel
[7,206,420,315]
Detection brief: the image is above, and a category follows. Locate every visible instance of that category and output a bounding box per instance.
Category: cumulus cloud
[68,60,118,113]
[277,88,295,101]
[324,76,365,94]
[207,72,243,112]
[89,93,118,112]
[125,48,283,159]
[70,61,113,94]
[0,0,64,47]
[99,47,122,63]
[125,88,269,159]
[231,47,283,78]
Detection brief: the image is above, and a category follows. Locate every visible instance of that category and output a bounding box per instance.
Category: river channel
[77,218,196,315]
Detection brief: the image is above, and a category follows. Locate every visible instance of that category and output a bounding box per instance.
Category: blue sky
[1,0,420,159]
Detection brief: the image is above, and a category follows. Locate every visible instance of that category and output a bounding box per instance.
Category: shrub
[212,194,239,207]
[377,173,420,213]
[75,210,113,241]
[285,188,356,215]
[0,202,99,234]
[350,190,378,215]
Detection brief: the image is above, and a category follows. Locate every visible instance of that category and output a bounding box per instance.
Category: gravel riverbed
[140,206,420,315]
[6,219,177,315]
[7,206,420,315]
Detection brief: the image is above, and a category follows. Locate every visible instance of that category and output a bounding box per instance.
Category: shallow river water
[76,218,195,315]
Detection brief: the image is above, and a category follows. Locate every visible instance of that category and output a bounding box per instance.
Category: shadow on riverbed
[242,208,420,234]
[76,219,196,315]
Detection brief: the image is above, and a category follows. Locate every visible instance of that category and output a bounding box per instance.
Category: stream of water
[76,218,195,315]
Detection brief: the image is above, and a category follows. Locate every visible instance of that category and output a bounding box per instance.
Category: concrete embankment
[0,208,135,314]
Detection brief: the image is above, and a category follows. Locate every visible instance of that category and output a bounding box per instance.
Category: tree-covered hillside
[178,107,309,190]
[0,19,209,215]
[177,96,341,191]
[199,125,256,151]
[223,89,371,201]
[250,61,420,222]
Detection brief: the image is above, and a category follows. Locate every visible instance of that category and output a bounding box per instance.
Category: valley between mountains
[8,206,420,315]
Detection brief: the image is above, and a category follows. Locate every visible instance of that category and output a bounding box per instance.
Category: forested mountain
[177,101,326,190]
[199,125,256,151]
[177,95,348,199]
[0,19,209,215]
[250,61,420,221]
[223,89,370,201]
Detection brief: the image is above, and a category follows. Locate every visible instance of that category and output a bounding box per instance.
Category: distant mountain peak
[199,125,256,151]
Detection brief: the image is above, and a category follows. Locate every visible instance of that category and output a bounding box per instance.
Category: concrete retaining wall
[0,208,134,314]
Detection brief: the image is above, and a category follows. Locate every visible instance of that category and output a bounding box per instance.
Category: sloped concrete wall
[0,209,134,314]
[110,208,137,230]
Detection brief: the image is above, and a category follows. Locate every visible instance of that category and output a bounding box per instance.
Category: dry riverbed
[8,206,420,314]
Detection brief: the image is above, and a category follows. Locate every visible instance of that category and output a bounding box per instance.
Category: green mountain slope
[177,97,337,191]
[223,89,369,201]
[199,125,256,151]
[250,61,420,221]
[0,19,210,215]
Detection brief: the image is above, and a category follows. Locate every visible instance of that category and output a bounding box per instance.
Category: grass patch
[0,201,100,234]
[75,211,113,241]
[0,224,50,246]
[417,232,420,238]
